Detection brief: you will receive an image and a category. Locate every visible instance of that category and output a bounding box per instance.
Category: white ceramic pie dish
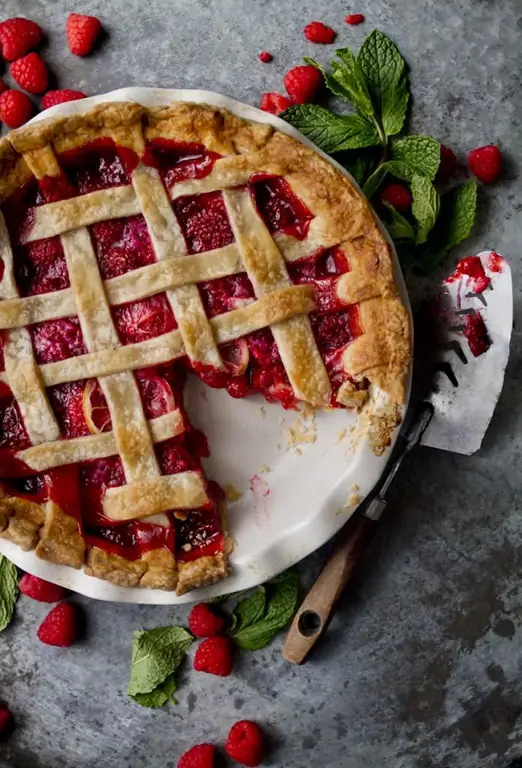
[0,88,412,604]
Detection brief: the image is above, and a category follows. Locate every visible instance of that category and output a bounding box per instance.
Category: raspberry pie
[0,101,410,594]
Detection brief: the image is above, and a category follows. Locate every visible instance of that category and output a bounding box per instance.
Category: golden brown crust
[145,102,273,155]
[0,138,32,202]
[0,494,46,551]
[85,547,148,587]
[35,502,85,568]
[0,99,411,593]
[177,553,229,595]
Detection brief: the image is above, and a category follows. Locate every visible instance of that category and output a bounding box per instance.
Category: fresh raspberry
[178,744,216,768]
[437,144,458,180]
[0,90,32,128]
[468,144,502,184]
[225,720,266,767]
[0,79,6,94]
[66,13,102,56]
[0,706,13,738]
[193,636,233,676]
[10,53,48,94]
[42,89,87,110]
[258,51,273,63]
[0,18,43,62]
[259,92,293,115]
[37,602,77,647]
[304,21,336,44]
[283,65,322,104]
[379,182,412,212]
[188,603,226,637]
[345,13,365,25]
[19,573,68,603]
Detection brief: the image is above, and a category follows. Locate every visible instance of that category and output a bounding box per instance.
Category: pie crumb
[259,464,271,474]
[346,484,361,508]
[284,411,317,453]
[337,427,348,444]
[224,483,243,502]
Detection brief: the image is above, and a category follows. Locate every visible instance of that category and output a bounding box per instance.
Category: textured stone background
[1,0,521,766]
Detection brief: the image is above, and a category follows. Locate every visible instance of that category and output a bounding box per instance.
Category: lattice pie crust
[0,102,410,594]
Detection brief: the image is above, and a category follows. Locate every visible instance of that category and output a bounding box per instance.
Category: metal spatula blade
[420,250,512,455]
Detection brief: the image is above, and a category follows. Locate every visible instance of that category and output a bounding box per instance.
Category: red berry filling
[14,237,69,297]
[144,139,221,188]
[198,273,256,317]
[31,317,87,364]
[59,138,133,193]
[249,174,313,240]
[112,294,177,345]
[174,191,235,254]
[175,508,223,561]
[0,395,30,449]
[90,215,156,279]
[47,381,91,438]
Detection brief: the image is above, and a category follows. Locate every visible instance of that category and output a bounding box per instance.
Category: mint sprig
[127,626,193,708]
[0,555,18,633]
[282,29,479,272]
[228,568,300,651]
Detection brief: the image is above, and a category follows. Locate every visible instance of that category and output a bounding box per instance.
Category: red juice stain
[464,312,491,357]
[488,252,505,273]
[445,256,490,294]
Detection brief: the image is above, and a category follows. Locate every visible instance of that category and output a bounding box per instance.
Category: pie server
[283,251,513,664]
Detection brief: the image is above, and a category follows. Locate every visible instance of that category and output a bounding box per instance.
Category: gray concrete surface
[1,0,521,766]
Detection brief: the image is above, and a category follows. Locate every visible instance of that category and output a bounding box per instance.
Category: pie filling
[0,134,367,571]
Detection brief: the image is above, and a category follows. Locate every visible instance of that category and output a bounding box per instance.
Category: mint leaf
[343,149,379,187]
[383,203,416,242]
[357,30,409,137]
[411,175,440,244]
[407,181,478,272]
[0,555,18,632]
[127,626,193,706]
[305,51,375,122]
[230,569,300,651]
[231,586,266,634]
[437,180,478,252]
[390,136,441,181]
[282,105,380,154]
[132,674,177,708]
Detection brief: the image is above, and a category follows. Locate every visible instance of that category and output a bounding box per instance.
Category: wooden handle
[283,515,376,664]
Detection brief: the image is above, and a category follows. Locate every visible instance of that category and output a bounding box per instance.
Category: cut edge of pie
[0,100,411,595]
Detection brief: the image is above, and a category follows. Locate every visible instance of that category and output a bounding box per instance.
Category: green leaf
[282,105,380,154]
[205,588,252,605]
[127,626,193,705]
[383,202,416,242]
[437,180,478,252]
[305,51,375,122]
[230,569,300,651]
[231,586,266,633]
[342,149,380,187]
[362,154,434,199]
[0,555,18,633]
[131,674,177,708]
[357,30,410,137]
[411,175,440,244]
[390,136,441,181]
[406,181,478,273]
